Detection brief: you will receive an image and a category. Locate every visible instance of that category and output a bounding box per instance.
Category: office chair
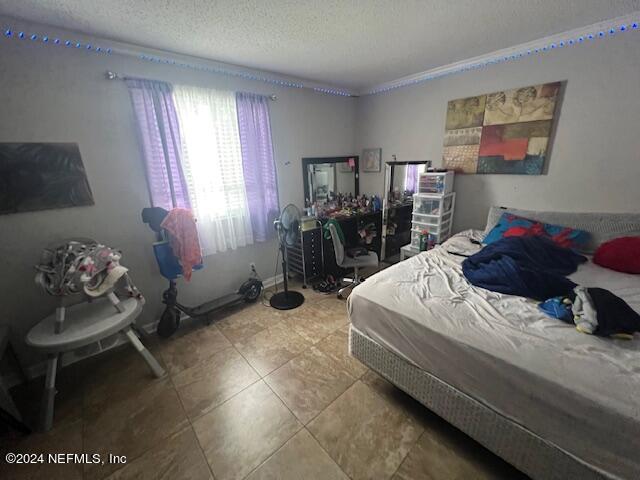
[327,223,379,298]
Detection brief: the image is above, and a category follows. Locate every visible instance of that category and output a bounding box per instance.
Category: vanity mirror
[302,156,359,207]
[382,160,431,261]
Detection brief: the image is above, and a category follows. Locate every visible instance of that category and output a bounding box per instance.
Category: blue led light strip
[137,53,306,89]
[365,14,639,95]
[312,86,353,97]
[135,54,354,96]
[3,12,637,98]
[3,26,112,54]
[1,23,354,97]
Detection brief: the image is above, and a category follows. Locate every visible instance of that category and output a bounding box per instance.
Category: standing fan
[270,204,305,310]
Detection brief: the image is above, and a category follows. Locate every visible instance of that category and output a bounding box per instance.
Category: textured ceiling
[1,0,639,89]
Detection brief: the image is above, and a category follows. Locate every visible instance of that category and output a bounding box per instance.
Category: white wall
[0,18,356,367]
[356,32,640,232]
[3,16,640,370]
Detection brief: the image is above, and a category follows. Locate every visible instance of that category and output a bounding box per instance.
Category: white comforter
[348,230,640,479]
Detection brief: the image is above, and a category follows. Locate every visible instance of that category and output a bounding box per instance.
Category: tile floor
[2,280,527,480]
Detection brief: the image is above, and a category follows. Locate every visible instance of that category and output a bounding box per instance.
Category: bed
[348,208,640,480]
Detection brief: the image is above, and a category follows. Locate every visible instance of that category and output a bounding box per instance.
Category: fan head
[276,204,302,247]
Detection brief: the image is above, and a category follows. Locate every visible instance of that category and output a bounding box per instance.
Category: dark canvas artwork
[0,143,94,215]
[443,82,561,175]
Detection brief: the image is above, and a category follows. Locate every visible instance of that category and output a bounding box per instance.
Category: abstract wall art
[0,143,94,215]
[442,82,561,174]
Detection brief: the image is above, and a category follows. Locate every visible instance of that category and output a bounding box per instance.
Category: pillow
[593,237,640,273]
[483,206,640,253]
[483,212,589,249]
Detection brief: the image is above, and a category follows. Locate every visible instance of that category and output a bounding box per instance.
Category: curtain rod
[105,71,277,101]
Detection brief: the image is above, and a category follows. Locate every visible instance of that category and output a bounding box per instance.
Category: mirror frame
[302,156,360,206]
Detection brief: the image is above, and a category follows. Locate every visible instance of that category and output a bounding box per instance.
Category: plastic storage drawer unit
[417,171,454,195]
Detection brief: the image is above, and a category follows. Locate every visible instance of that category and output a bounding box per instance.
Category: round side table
[26,295,165,431]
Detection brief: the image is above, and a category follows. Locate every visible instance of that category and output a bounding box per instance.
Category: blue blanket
[462,236,587,301]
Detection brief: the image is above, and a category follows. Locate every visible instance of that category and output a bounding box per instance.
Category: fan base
[270,290,305,310]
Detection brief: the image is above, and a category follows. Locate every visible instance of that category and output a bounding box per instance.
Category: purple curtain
[404,164,419,193]
[236,92,279,242]
[126,79,190,210]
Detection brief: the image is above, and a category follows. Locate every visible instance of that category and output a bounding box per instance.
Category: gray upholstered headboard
[484,206,640,253]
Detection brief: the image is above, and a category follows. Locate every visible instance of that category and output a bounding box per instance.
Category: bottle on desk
[419,229,436,251]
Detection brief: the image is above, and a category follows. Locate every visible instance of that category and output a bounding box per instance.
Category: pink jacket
[161,208,202,281]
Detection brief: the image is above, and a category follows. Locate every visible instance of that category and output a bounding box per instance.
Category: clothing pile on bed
[462,213,640,338]
[540,287,640,339]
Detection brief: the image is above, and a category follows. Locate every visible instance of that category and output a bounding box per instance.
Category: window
[127,80,279,256]
[173,85,253,255]
[404,164,419,193]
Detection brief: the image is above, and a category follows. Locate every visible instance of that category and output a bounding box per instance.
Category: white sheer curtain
[173,85,253,255]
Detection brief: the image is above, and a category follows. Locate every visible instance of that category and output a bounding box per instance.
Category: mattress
[348,231,640,480]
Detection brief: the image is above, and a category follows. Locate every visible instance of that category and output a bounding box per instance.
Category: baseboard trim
[139,272,284,334]
[263,273,284,289]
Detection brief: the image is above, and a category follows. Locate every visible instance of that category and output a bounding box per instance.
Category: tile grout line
[172,304,337,425]
[108,333,285,480]
[184,374,264,423]
[229,331,294,380]
[231,314,343,423]
[356,375,427,478]
[271,346,360,428]
[303,385,360,480]
[82,360,173,479]
[256,317,361,475]
[231,302,349,383]
[140,293,352,479]
[228,318,316,379]
[304,425,356,480]
[237,420,304,480]
[165,367,219,480]
[89,340,225,479]
[389,429,427,480]
[359,371,427,429]
[232,301,350,478]
[81,361,182,479]
[228,336,307,480]
[157,325,233,376]
[245,302,357,429]
[169,344,235,387]
[244,379,309,478]
[34,297,357,480]
[179,345,263,424]
[305,375,422,480]
[303,425,356,480]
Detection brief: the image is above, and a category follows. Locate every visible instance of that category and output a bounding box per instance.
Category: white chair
[327,223,379,298]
